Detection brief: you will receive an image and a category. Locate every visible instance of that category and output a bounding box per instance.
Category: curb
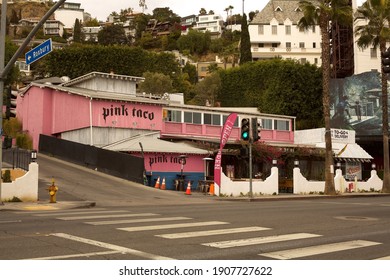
[0,201,96,211]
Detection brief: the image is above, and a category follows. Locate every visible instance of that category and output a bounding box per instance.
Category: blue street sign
[25,39,53,65]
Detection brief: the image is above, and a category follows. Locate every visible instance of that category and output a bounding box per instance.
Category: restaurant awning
[315,142,373,162]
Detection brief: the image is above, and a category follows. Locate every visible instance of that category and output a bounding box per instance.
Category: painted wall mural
[330,71,387,136]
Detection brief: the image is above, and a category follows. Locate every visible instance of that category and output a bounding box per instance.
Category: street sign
[25,38,53,65]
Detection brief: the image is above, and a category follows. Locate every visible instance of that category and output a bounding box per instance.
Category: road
[1,154,390,260]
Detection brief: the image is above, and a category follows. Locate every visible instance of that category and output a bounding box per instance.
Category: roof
[102,132,212,155]
[251,0,318,25]
[62,72,144,87]
[315,142,373,161]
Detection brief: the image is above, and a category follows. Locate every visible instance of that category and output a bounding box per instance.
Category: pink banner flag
[214,113,237,192]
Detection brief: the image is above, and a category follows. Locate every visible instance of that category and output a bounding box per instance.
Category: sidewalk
[1,192,389,211]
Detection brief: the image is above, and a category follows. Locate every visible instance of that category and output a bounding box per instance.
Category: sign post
[25,38,53,65]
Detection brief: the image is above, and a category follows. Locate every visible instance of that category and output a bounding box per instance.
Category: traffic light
[5,88,17,119]
[382,47,390,74]
[241,118,250,141]
[251,117,261,142]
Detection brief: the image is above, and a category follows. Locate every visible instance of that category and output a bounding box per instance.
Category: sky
[76,0,269,21]
[76,0,366,22]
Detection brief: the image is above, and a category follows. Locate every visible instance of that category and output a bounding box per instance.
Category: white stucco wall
[215,167,279,196]
[1,163,39,202]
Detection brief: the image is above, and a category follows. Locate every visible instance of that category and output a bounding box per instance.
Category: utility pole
[0,0,7,204]
[0,0,67,202]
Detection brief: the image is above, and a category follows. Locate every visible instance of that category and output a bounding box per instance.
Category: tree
[138,71,174,96]
[298,0,352,195]
[139,0,147,13]
[239,13,252,65]
[199,8,207,15]
[98,24,127,45]
[355,0,390,193]
[73,18,82,43]
[191,73,221,106]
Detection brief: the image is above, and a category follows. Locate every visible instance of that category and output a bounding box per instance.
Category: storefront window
[261,119,273,129]
[274,119,290,131]
[165,110,181,122]
[204,113,221,125]
[184,111,202,124]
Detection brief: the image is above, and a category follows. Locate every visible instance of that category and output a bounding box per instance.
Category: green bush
[2,170,11,183]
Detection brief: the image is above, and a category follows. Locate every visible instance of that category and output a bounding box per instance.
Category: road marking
[86,216,192,225]
[202,233,321,249]
[27,250,121,260]
[33,210,129,217]
[118,221,229,232]
[51,233,173,260]
[0,220,22,224]
[375,255,390,260]
[156,226,272,239]
[259,240,381,259]
[57,213,159,220]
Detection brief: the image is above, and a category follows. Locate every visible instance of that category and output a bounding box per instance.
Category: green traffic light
[242,131,249,140]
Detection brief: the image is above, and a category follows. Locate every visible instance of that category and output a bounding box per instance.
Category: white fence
[1,162,39,202]
[214,166,382,197]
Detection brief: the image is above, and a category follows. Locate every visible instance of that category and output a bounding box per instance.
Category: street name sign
[25,39,53,65]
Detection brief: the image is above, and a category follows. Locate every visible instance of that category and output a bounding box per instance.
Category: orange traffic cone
[185,181,192,195]
[161,177,166,190]
[154,177,160,189]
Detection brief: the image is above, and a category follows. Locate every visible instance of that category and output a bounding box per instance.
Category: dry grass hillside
[4,2,51,21]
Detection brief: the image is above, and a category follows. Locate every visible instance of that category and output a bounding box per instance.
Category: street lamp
[336,162,341,169]
[31,150,37,162]
[372,163,376,170]
[294,160,299,167]
[272,159,277,166]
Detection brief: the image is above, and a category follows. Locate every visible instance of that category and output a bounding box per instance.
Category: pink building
[16,72,296,190]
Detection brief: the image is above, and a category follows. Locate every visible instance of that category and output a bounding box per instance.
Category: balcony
[161,122,294,143]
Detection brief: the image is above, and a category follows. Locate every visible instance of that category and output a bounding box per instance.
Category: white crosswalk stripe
[118,221,229,232]
[202,233,321,249]
[57,213,159,220]
[156,226,271,239]
[86,216,192,225]
[259,240,381,259]
[33,210,129,217]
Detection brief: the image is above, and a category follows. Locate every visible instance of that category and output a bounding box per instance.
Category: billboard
[330,71,387,136]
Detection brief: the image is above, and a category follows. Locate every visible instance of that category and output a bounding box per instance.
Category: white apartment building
[54,2,87,30]
[192,14,224,39]
[43,19,65,37]
[249,0,322,66]
[352,3,382,74]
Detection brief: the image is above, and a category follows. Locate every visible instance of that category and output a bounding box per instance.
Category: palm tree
[355,0,390,193]
[139,0,147,13]
[298,0,352,195]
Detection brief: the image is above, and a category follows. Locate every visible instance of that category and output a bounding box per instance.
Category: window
[314,58,318,64]
[274,120,289,131]
[165,110,181,122]
[300,58,307,64]
[272,43,278,48]
[286,42,291,48]
[370,48,377,58]
[299,26,305,32]
[285,25,291,35]
[261,119,273,129]
[272,25,277,35]
[313,42,316,48]
[204,113,221,125]
[223,115,239,127]
[258,25,264,35]
[299,42,305,48]
[312,26,316,33]
[184,111,201,124]
[258,43,264,48]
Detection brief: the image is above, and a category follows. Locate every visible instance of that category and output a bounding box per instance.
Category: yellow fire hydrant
[47,180,58,203]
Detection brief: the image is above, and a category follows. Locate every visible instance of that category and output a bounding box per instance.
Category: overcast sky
[76,0,268,21]
[76,0,365,22]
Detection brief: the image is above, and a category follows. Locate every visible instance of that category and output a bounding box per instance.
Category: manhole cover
[334,216,378,221]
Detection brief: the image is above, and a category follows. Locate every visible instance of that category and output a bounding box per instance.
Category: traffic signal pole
[0,0,67,203]
[249,138,253,198]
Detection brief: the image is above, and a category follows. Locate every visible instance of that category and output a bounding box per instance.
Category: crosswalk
[25,208,388,260]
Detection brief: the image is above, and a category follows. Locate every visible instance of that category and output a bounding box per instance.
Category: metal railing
[2,147,33,171]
